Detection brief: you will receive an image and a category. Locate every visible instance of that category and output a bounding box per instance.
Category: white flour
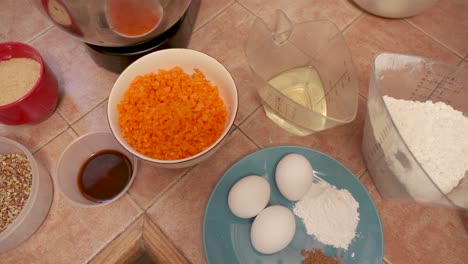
[383,96,468,197]
[293,181,359,250]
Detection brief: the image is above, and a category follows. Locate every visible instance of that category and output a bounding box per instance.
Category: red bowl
[0,42,59,125]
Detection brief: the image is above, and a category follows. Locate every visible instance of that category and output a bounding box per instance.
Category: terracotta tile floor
[1,0,467,263]
[407,0,468,58]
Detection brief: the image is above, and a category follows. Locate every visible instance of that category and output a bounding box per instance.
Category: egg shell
[228,175,270,218]
[250,205,296,254]
[275,153,314,201]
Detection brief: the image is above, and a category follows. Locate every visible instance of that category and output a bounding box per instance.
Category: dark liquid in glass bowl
[78,149,132,203]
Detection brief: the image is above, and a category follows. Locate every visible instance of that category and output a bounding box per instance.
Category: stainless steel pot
[32,0,192,47]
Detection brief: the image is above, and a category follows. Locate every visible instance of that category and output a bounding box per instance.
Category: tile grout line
[358,169,368,179]
[139,127,248,261]
[135,127,243,211]
[55,110,67,124]
[235,0,258,18]
[144,212,194,264]
[139,166,195,212]
[32,126,77,182]
[26,24,53,44]
[125,193,145,215]
[85,214,144,264]
[141,126,246,209]
[236,104,262,128]
[404,19,465,60]
[31,114,70,155]
[85,196,145,262]
[69,127,79,137]
[193,1,237,34]
[368,185,377,198]
[456,59,465,66]
[359,89,369,100]
[126,189,146,211]
[67,96,109,129]
[342,12,364,34]
[237,0,364,34]
[238,126,262,149]
[69,126,80,139]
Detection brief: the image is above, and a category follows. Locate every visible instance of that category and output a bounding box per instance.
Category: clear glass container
[245,10,359,136]
[362,53,468,210]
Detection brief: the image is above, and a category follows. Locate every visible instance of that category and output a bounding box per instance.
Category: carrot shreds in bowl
[117,66,227,160]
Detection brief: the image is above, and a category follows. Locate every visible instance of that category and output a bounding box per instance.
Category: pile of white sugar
[293,181,359,250]
[383,96,468,194]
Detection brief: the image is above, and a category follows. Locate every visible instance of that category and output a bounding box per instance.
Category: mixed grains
[0,153,33,233]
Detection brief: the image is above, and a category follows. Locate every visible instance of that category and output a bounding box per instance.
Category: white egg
[250,205,296,254]
[275,153,314,201]
[228,175,270,218]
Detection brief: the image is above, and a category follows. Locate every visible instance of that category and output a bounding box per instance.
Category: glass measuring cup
[245,10,359,136]
[362,53,468,210]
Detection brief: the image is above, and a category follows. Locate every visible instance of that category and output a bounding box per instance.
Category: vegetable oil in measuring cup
[261,66,327,136]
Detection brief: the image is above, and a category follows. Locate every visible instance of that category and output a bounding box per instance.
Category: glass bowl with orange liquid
[106,0,163,38]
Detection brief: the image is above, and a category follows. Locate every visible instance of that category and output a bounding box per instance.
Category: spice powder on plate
[0,153,33,233]
[301,249,340,264]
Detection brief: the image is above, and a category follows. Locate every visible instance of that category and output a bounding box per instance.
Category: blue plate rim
[202,145,384,263]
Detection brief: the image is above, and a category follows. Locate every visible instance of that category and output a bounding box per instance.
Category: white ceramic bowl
[107,48,238,168]
[0,137,53,253]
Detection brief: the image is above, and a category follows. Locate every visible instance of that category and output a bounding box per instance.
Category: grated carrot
[117,66,227,160]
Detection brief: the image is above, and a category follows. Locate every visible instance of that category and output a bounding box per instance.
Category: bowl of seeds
[0,137,53,253]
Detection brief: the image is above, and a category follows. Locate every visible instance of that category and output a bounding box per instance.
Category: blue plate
[203,146,383,264]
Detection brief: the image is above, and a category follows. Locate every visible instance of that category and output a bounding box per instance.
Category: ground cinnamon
[301,249,340,264]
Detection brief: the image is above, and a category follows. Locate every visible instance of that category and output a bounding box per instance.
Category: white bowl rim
[107,48,239,165]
